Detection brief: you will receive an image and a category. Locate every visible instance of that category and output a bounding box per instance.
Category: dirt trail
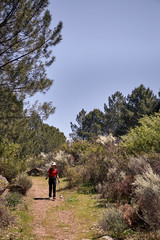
[27,177,81,240]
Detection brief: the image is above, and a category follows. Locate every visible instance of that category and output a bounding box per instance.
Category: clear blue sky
[30,0,160,139]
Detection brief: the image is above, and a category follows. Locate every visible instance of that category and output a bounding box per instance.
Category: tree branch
[0,0,20,29]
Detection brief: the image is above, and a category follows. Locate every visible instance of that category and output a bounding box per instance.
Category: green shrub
[78,182,96,194]
[5,192,22,209]
[99,207,127,237]
[27,155,44,170]
[15,173,32,195]
[62,140,95,164]
[0,139,26,182]
[122,113,160,154]
[54,150,70,177]
[65,166,83,188]
[64,138,124,191]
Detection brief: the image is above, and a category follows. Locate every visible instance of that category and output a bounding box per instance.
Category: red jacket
[48,168,59,178]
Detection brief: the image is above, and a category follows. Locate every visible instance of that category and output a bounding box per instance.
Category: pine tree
[70,109,105,140]
[104,91,127,136]
[125,84,158,129]
[0,0,62,96]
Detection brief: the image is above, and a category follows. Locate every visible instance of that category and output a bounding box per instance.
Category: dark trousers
[49,177,56,198]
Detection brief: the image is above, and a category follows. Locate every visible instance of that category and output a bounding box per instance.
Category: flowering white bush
[133,167,160,229]
[107,167,126,182]
[128,156,151,175]
[99,207,127,236]
[96,133,117,145]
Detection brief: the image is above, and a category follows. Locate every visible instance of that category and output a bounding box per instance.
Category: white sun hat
[51,162,56,166]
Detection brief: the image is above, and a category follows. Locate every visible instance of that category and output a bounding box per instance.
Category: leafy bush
[15,173,32,195]
[63,139,115,165]
[54,150,70,177]
[5,192,22,209]
[65,166,84,188]
[68,140,118,176]
[78,182,96,194]
[99,207,127,237]
[65,154,112,190]
[27,155,44,170]
[0,139,26,182]
[122,113,160,154]
[133,167,160,230]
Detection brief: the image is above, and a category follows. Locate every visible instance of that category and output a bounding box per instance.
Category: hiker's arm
[46,171,49,179]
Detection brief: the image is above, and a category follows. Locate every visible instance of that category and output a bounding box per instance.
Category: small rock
[100,236,114,240]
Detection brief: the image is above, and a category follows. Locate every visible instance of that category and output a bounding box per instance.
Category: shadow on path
[33,198,50,200]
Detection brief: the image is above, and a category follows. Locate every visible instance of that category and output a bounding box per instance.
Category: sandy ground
[27,178,81,240]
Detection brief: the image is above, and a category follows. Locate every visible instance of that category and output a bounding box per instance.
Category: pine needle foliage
[0,0,63,96]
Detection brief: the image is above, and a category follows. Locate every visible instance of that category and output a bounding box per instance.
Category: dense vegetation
[64,85,160,239]
[0,1,160,239]
[0,0,65,233]
[65,111,160,239]
[0,0,65,182]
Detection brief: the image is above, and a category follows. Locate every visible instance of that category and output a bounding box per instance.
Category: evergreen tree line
[0,0,65,181]
[0,87,66,156]
[70,84,160,140]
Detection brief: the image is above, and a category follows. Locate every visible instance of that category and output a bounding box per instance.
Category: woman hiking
[47,162,60,200]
